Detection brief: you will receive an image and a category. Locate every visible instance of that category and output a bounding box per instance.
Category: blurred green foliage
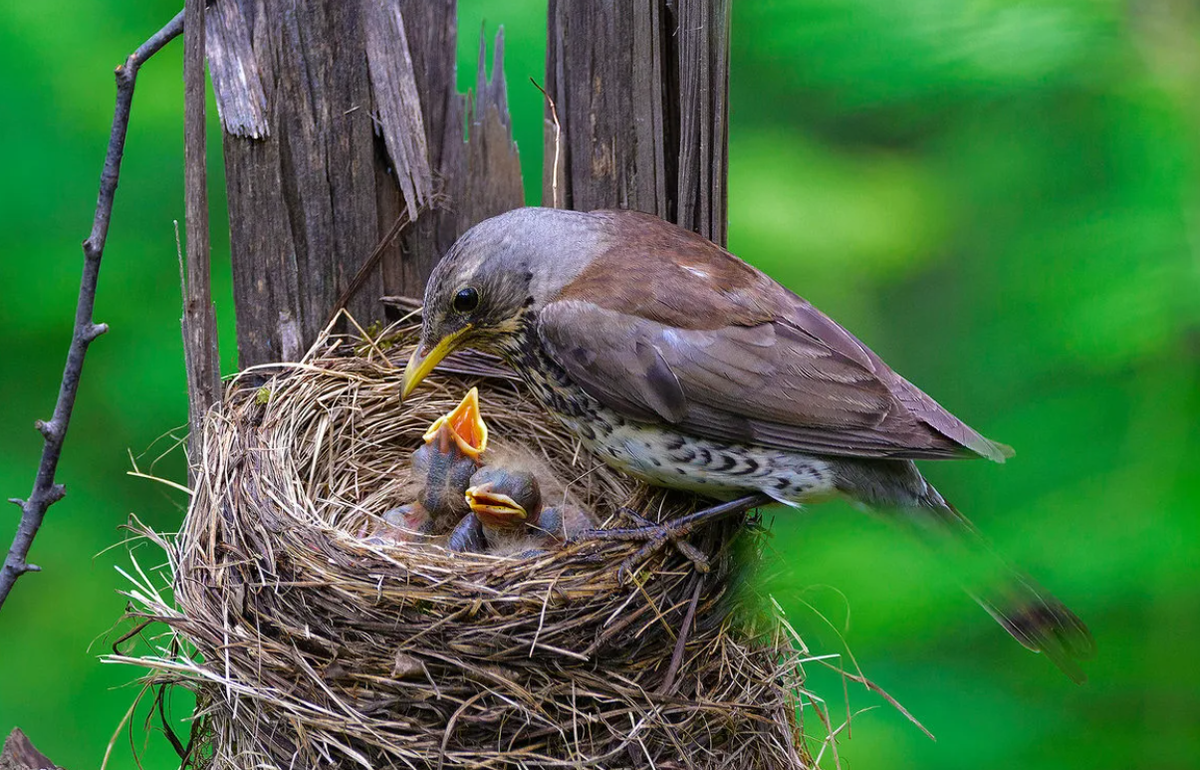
[1,1,1197,768]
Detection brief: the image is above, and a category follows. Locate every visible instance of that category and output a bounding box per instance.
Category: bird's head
[381,502,432,536]
[464,466,542,530]
[401,208,605,398]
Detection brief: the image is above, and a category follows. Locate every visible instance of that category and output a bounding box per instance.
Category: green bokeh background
[2,1,1197,768]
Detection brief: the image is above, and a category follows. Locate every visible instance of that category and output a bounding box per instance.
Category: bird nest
[114,317,824,769]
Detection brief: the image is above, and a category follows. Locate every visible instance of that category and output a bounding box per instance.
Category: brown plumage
[402,207,1095,682]
[574,212,1015,461]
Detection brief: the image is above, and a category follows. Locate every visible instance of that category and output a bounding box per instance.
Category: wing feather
[538,299,1010,462]
[538,210,1011,462]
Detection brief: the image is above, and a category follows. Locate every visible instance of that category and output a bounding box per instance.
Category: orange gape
[422,387,488,459]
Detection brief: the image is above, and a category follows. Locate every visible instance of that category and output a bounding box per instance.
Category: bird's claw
[616,506,655,528]
[579,495,772,582]
[581,510,712,579]
[616,538,711,584]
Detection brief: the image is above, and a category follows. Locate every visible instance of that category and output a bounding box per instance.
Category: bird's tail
[905,483,1096,683]
[837,460,1096,682]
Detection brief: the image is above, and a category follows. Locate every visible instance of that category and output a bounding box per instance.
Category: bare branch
[0,9,186,610]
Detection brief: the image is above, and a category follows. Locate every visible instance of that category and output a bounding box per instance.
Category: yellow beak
[401,325,473,400]
[465,484,528,521]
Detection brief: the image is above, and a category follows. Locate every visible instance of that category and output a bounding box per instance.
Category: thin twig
[182,0,221,463]
[530,78,562,209]
[0,9,186,610]
[656,575,703,695]
[323,205,417,329]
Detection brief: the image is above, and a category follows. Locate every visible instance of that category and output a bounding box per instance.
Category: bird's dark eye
[453,287,479,313]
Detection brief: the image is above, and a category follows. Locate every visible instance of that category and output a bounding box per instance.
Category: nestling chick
[462,467,560,557]
[410,388,488,532]
[446,489,594,555]
[374,502,433,544]
[360,502,432,546]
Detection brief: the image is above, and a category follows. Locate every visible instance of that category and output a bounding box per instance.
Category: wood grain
[183,0,221,451]
[210,0,524,366]
[544,0,730,245]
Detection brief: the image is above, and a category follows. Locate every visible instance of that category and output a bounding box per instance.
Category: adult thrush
[401,207,1096,682]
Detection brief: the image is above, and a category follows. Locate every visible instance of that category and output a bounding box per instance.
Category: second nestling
[447,466,594,557]
[411,386,489,531]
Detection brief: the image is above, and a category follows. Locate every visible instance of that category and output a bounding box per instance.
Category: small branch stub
[84,322,109,342]
[1,727,61,770]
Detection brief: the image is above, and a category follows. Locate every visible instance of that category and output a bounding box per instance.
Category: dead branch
[0,10,185,610]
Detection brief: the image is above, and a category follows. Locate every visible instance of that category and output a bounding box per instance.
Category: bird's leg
[582,494,772,579]
[594,494,771,541]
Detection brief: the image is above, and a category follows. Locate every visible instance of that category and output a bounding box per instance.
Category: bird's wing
[538,212,1011,461]
[539,299,1007,461]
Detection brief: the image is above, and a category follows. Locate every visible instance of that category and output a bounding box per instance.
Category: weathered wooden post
[544,1,730,243]
[190,3,762,767]
[206,0,523,366]
[207,1,730,364]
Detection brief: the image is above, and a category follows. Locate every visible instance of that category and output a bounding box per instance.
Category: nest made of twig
[115,314,826,769]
